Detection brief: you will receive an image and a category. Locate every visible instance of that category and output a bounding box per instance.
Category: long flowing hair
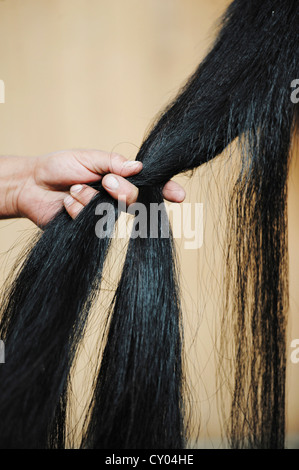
[0,0,298,449]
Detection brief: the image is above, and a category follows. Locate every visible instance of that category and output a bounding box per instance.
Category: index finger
[72,149,143,178]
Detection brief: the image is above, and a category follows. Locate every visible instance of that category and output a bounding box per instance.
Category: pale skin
[0,150,185,226]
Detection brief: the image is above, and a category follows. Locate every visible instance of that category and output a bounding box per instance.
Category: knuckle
[70,149,84,162]
[109,152,124,171]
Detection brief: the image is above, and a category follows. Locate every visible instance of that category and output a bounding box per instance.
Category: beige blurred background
[0,0,298,447]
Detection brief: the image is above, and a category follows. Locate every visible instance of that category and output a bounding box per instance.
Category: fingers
[63,184,98,219]
[72,149,143,178]
[162,180,186,203]
[63,195,84,219]
[102,174,139,206]
[64,177,139,219]
[63,179,185,220]
[101,176,185,205]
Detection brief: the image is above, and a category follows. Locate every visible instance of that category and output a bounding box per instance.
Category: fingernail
[64,195,74,207]
[123,160,141,168]
[71,184,83,194]
[104,175,119,190]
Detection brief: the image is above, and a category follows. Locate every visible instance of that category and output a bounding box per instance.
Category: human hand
[15,150,185,226]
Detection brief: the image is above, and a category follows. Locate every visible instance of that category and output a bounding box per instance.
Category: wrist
[0,155,37,219]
